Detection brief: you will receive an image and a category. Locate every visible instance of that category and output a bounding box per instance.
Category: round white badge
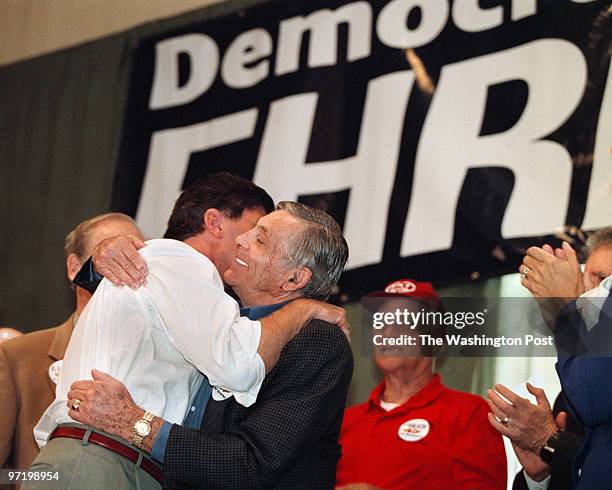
[48,360,63,385]
[398,418,430,442]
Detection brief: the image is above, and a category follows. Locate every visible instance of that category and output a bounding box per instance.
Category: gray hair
[276,201,348,300]
[64,213,138,261]
[585,226,612,257]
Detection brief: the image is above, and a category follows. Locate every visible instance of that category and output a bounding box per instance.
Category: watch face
[134,420,151,437]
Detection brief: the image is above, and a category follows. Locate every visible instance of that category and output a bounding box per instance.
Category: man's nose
[236,232,249,249]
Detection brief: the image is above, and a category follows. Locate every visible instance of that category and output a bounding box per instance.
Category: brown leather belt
[50,426,163,483]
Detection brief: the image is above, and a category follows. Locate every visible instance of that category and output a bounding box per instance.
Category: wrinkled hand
[487,383,558,452]
[93,235,147,289]
[67,369,143,443]
[511,441,551,482]
[310,301,350,339]
[520,242,583,300]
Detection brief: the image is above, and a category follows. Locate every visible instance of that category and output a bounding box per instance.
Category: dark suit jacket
[163,320,353,489]
[0,317,74,470]
[554,291,612,489]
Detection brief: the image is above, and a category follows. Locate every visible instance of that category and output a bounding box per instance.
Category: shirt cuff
[213,317,265,407]
[213,352,265,408]
[524,470,551,490]
[151,421,172,464]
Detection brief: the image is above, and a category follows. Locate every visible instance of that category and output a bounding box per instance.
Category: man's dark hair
[164,173,274,241]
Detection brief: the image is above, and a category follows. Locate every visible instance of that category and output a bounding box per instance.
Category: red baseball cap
[366,279,443,312]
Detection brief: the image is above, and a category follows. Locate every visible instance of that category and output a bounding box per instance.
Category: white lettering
[401,39,587,256]
[221,28,272,89]
[275,2,372,76]
[149,34,219,110]
[511,0,537,21]
[452,0,503,32]
[254,71,414,269]
[582,61,612,229]
[136,110,258,237]
[377,0,448,49]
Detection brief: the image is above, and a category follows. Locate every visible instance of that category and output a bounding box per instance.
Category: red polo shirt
[336,374,506,489]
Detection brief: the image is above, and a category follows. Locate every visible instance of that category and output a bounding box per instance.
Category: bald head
[65,213,144,283]
[65,213,144,263]
[0,327,22,344]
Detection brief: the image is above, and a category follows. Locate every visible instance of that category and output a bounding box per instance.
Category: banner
[114,0,611,299]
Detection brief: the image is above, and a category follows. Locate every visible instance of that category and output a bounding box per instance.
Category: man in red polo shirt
[336,279,506,490]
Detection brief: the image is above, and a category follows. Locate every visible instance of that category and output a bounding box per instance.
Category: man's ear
[281,266,312,293]
[203,208,224,239]
[66,253,82,282]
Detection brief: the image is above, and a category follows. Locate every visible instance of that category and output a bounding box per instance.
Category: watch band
[132,411,155,449]
[539,430,561,466]
[132,434,144,448]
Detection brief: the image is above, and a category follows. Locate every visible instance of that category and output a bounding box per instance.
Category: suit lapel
[47,315,75,361]
[45,315,75,392]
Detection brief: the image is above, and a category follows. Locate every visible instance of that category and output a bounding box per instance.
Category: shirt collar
[240,301,289,320]
[577,275,612,331]
[368,373,446,413]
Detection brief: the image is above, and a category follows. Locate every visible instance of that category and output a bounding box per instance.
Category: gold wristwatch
[132,411,155,448]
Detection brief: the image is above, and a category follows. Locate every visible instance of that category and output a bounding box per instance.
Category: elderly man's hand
[511,442,551,482]
[486,383,558,452]
[93,235,147,289]
[67,369,144,443]
[520,242,583,299]
[308,300,350,339]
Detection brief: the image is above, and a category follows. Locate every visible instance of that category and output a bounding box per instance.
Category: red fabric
[383,279,440,301]
[366,278,444,313]
[336,375,507,489]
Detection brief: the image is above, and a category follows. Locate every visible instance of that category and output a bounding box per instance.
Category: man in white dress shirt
[26,173,346,489]
[0,212,144,471]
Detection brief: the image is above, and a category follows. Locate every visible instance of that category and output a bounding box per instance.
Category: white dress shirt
[34,238,265,447]
[524,470,551,490]
[577,274,612,331]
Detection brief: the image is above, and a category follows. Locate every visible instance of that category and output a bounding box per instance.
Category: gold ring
[71,399,81,412]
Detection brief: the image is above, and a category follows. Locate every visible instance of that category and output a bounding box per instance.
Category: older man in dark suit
[490,228,612,489]
[63,201,353,489]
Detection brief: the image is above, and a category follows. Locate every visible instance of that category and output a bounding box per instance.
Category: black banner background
[114,0,610,300]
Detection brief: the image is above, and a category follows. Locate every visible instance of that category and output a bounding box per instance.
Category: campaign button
[48,360,63,385]
[398,418,430,442]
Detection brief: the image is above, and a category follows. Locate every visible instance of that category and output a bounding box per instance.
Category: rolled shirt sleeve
[141,240,265,407]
